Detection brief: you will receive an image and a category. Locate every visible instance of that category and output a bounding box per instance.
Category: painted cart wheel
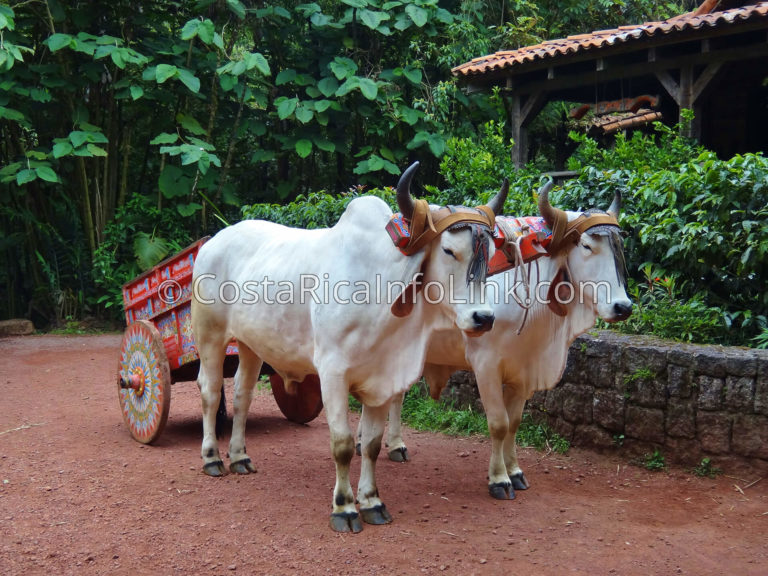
[270,373,323,424]
[117,320,172,444]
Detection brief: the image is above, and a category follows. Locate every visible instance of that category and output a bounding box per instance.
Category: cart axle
[119,373,145,395]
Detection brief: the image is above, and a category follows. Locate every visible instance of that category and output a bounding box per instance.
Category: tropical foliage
[5,0,749,350]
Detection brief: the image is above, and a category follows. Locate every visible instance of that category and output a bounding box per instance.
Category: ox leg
[475,367,514,500]
[228,342,261,475]
[385,391,409,462]
[502,383,530,491]
[323,379,362,533]
[197,340,227,477]
[357,402,393,526]
[355,396,408,462]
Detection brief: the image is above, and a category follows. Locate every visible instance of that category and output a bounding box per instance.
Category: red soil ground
[0,333,766,575]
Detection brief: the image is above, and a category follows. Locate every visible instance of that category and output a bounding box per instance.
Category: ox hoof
[355,442,361,457]
[203,460,226,477]
[388,447,409,463]
[489,482,515,500]
[230,458,256,475]
[330,512,363,533]
[360,504,393,525]
[510,472,530,491]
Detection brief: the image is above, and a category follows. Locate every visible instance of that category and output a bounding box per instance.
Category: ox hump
[337,196,393,228]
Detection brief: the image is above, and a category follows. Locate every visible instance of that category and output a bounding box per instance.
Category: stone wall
[443,330,768,474]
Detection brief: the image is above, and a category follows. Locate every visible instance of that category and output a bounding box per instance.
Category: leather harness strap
[546,212,620,255]
[398,199,496,256]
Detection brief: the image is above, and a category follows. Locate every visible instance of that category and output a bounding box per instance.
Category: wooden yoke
[398,199,496,256]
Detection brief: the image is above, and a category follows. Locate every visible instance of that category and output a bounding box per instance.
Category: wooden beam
[679,65,695,137]
[655,70,680,104]
[507,94,542,169]
[692,61,723,102]
[519,91,548,127]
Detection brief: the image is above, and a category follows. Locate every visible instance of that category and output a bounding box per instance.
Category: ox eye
[443,247,457,259]
[581,242,593,252]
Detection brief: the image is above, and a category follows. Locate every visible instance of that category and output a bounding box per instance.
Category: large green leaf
[177,203,203,218]
[246,52,270,76]
[226,0,247,19]
[150,133,178,145]
[405,4,428,27]
[317,77,339,98]
[177,114,207,135]
[402,67,422,85]
[277,97,298,120]
[295,139,312,158]
[86,143,108,157]
[335,76,360,98]
[134,232,170,270]
[180,19,200,40]
[197,20,215,44]
[46,33,73,52]
[330,57,357,80]
[295,104,314,124]
[35,166,58,182]
[16,169,36,185]
[158,165,191,199]
[181,147,203,166]
[359,9,389,30]
[177,68,200,93]
[314,137,335,152]
[358,78,378,100]
[52,141,73,158]
[155,64,178,83]
[69,131,90,147]
[276,68,296,86]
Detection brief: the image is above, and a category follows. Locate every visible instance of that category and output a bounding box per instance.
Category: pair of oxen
[191,162,632,533]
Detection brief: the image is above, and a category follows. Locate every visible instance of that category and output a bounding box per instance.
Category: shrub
[92,195,193,318]
[240,117,768,347]
[563,118,768,345]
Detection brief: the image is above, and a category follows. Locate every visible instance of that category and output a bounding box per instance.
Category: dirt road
[0,334,765,575]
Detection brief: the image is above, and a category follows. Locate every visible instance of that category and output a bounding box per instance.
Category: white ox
[364,182,632,499]
[190,162,507,532]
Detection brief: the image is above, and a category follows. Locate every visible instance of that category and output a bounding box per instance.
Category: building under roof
[452,0,768,166]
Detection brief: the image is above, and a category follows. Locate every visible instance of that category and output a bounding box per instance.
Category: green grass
[399,385,570,454]
[400,385,489,437]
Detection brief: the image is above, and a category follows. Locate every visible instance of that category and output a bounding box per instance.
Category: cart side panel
[122,238,209,326]
[155,311,181,368]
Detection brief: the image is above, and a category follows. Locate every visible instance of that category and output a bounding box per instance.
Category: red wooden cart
[116,237,323,444]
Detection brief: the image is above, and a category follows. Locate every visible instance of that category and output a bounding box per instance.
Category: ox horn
[486,178,509,216]
[537,180,566,228]
[396,161,420,221]
[606,190,621,219]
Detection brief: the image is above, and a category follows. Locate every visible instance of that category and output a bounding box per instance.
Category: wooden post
[656,62,722,140]
[505,90,548,168]
[508,94,527,168]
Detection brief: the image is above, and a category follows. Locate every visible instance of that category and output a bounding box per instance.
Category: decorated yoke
[387,213,554,277]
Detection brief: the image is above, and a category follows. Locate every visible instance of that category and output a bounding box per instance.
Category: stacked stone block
[444,330,768,473]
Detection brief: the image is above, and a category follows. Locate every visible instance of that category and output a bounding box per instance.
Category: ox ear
[546,266,570,317]
[390,250,428,318]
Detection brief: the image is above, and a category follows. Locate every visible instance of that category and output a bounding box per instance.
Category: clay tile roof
[452,1,768,78]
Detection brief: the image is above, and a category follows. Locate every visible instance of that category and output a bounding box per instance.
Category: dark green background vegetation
[3,0,766,347]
